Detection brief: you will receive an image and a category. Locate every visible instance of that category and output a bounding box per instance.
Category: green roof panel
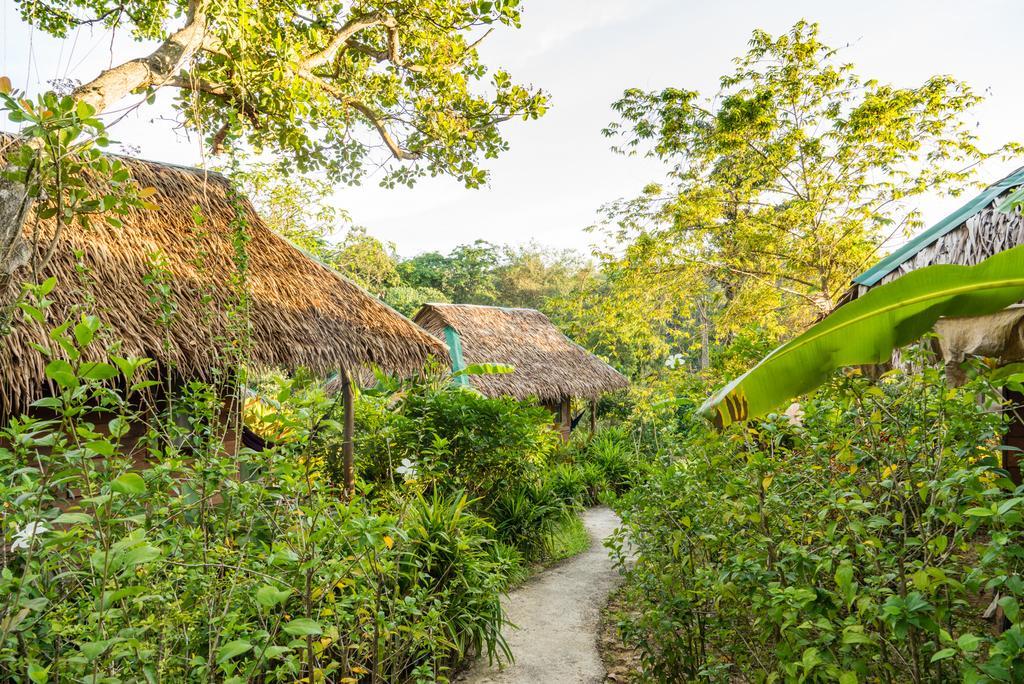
[444,325,470,387]
[854,166,1024,287]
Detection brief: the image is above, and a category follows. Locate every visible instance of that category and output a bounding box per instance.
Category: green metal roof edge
[854,166,1024,287]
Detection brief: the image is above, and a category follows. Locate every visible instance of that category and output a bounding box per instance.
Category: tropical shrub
[355,381,559,499]
[612,354,1024,683]
[482,478,574,562]
[0,321,510,683]
[586,427,636,496]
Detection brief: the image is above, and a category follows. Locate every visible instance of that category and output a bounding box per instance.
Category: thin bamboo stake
[341,368,355,498]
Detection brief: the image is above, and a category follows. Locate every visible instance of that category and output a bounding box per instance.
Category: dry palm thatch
[413,303,628,402]
[0,147,447,417]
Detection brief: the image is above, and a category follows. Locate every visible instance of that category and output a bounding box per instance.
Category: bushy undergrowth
[0,329,518,682]
[354,382,636,562]
[612,358,1024,682]
[0,313,635,682]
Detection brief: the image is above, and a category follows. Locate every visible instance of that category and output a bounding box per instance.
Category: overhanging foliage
[701,244,1024,429]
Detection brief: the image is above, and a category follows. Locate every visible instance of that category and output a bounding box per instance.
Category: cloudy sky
[2,0,1023,256]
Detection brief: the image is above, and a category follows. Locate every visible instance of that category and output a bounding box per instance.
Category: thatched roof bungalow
[413,303,628,438]
[842,165,1024,482]
[0,149,447,418]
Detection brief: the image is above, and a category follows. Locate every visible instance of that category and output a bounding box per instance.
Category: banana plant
[701,244,1024,429]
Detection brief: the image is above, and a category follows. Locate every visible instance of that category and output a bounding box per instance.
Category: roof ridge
[853,164,1024,287]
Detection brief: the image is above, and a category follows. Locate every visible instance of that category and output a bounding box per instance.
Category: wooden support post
[1004,389,1024,487]
[559,397,571,442]
[341,368,355,498]
[589,399,598,438]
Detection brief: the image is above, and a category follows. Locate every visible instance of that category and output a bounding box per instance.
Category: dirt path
[460,506,622,684]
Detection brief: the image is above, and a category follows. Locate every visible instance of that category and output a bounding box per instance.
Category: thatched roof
[844,166,1024,302]
[0,145,447,416]
[413,303,628,402]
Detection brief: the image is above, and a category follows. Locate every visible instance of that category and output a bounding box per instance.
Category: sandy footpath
[459,506,623,684]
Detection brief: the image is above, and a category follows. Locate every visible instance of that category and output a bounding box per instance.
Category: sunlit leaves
[595,21,1018,376]
[110,472,146,496]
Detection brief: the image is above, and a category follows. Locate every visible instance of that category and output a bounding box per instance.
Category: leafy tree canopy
[398,240,500,303]
[588,20,1018,374]
[14,0,547,188]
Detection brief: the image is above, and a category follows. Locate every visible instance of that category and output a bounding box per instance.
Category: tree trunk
[0,176,32,291]
[699,302,710,371]
[589,399,597,438]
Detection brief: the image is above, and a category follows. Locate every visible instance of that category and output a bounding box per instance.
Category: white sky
[2,0,1023,257]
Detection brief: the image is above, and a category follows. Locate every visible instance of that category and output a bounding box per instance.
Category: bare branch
[343,99,422,161]
[465,28,494,52]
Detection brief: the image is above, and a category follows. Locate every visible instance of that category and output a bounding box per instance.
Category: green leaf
[931,648,956,662]
[263,645,291,659]
[18,302,45,324]
[841,626,873,645]
[27,662,48,683]
[44,360,77,389]
[122,545,161,568]
[75,100,95,120]
[79,641,108,661]
[80,362,118,381]
[38,276,57,295]
[701,244,1024,428]
[217,640,253,664]
[452,362,515,377]
[255,585,292,608]
[957,633,982,652]
[111,473,146,496]
[282,618,322,636]
[108,417,130,439]
[54,512,92,524]
[100,585,149,608]
[999,596,1020,623]
[73,320,95,347]
[835,562,856,608]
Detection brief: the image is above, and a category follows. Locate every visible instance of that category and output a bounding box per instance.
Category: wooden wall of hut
[541,397,573,442]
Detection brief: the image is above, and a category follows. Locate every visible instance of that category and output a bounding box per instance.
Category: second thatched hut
[413,303,628,439]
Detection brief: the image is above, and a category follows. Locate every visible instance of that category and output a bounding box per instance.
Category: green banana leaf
[452,363,515,377]
[700,243,1024,429]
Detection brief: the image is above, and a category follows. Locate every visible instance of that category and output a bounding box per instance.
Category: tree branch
[301,12,384,70]
[343,99,422,161]
[72,0,214,114]
[346,25,493,75]
[295,68,421,161]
